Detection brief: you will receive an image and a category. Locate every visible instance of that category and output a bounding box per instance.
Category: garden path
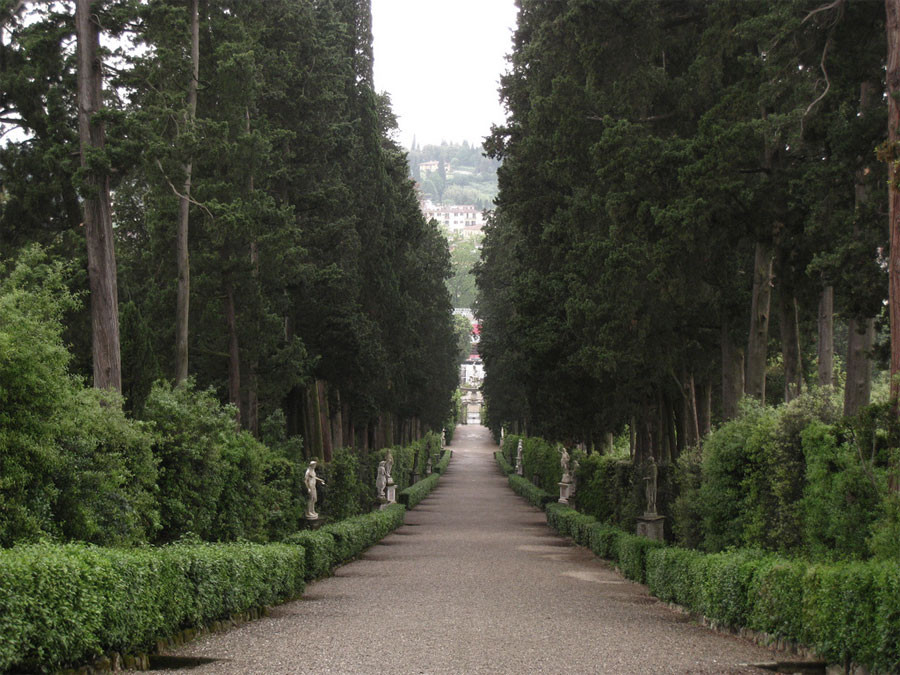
[138,425,801,674]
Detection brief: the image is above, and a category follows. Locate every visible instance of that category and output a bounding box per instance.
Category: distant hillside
[408,141,499,210]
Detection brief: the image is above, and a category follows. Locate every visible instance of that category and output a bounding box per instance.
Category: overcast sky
[371,0,518,151]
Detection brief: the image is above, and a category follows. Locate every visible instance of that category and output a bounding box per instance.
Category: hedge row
[495,451,514,475]
[283,504,407,580]
[0,542,306,672]
[538,496,900,671]
[507,473,556,509]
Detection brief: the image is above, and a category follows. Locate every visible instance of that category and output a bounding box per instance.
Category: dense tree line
[0,0,458,459]
[477,0,894,463]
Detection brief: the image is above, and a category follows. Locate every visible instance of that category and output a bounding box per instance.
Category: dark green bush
[434,449,451,473]
[695,549,767,628]
[646,546,704,608]
[495,451,514,475]
[745,557,805,641]
[0,542,305,672]
[573,452,653,533]
[282,530,336,580]
[616,533,665,584]
[521,437,562,492]
[319,505,406,567]
[0,248,160,547]
[400,473,439,508]
[588,523,623,561]
[508,474,555,508]
[319,448,367,521]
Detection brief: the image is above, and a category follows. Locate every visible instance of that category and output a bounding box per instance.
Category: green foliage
[399,474,438,509]
[573,453,645,532]
[282,530,336,581]
[507,474,555,509]
[588,523,624,561]
[0,247,159,547]
[616,533,665,585]
[319,448,366,522]
[545,503,596,548]
[495,451,514,476]
[0,542,305,672]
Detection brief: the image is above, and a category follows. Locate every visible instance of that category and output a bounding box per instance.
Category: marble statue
[644,456,658,515]
[559,445,572,484]
[385,449,394,485]
[304,460,326,520]
[425,455,433,475]
[376,460,387,500]
[441,428,446,448]
[515,439,524,476]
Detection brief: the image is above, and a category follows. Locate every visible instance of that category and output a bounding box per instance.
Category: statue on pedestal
[376,460,387,500]
[643,456,658,516]
[441,429,446,448]
[558,445,572,484]
[515,439,524,476]
[385,449,394,485]
[304,460,326,520]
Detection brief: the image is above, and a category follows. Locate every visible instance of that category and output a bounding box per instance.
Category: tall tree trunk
[845,81,879,413]
[76,0,121,392]
[778,289,802,403]
[746,241,774,403]
[317,380,332,462]
[224,278,240,426]
[308,380,323,459]
[721,322,744,420]
[332,388,343,451]
[844,318,875,416]
[888,0,900,410]
[817,286,834,388]
[175,0,199,384]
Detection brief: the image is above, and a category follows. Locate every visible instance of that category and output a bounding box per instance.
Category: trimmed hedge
[434,449,452,474]
[0,542,305,673]
[545,503,596,548]
[284,505,407,580]
[400,474,438,508]
[508,474,555,508]
[495,451,514,475]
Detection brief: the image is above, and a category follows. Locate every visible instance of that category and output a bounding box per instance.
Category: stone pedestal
[386,484,397,505]
[636,514,665,542]
[303,516,324,530]
[558,481,571,505]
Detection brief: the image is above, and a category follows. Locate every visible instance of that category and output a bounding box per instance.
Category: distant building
[421,203,485,236]
[419,160,439,175]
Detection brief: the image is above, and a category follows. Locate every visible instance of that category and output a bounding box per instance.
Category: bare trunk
[817,286,834,388]
[746,241,774,403]
[888,0,900,417]
[225,279,240,425]
[317,380,332,462]
[76,0,121,392]
[778,290,802,403]
[175,0,199,384]
[721,323,744,420]
[332,388,343,450]
[844,318,875,416]
[698,380,711,437]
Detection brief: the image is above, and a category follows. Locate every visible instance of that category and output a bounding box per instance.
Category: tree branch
[155,158,214,221]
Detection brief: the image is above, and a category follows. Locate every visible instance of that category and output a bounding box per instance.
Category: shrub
[573,453,646,532]
[319,505,406,567]
[0,247,159,547]
[745,557,805,641]
[0,542,305,672]
[588,523,623,561]
[400,473,439,508]
[616,533,665,584]
[646,546,704,608]
[319,448,367,522]
[695,549,766,629]
[434,449,451,473]
[521,437,562,492]
[508,474,555,508]
[495,451,514,475]
[282,530,336,580]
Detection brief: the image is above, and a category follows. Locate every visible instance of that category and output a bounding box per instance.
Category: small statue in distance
[376,460,387,500]
[515,439,524,476]
[304,460,326,520]
[643,456,658,516]
[558,444,572,484]
[385,449,394,486]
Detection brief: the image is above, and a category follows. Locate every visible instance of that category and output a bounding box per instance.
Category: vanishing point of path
[141,425,797,675]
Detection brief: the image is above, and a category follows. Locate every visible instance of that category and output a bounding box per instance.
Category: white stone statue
[385,449,394,486]
[425,456,433,475]
[441,428,446,448]
[644,456,658,515]
[515,439,524,476]
[501,426,506,443]
[376,460,387,500]
[304,460,325,520]
[559,445,572,484]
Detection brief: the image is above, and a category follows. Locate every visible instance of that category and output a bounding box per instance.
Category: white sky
[371,0,518,151]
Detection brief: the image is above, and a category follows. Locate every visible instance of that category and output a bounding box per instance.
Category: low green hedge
[0,542,305,673]
[400,474,438,508]
[282,530,335,581]
[545,503,596,548]
[434,449,451,474]
[495,451,514,475]
[508,474,555,508]
[283,505,407,580]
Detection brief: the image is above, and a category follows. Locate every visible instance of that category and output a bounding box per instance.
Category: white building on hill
[421,202,485,237]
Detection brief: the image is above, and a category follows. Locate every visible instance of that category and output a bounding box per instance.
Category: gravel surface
[136,425,800,674]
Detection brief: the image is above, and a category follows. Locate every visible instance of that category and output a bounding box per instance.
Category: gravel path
[138,425,799,674]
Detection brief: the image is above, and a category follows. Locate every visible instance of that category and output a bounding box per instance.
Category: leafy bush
[574,452,645,532]
[282,530,336,580]
[0,247,159,547]
[646,546,705,608]
[434,449,451,473]
[319,448,367,522]
[0,542,305,672]
[495,451,514,475]
[508,474,555,508]
[616,533,664,584]
[745,557,805,640]
[320,505,406,564]
[400,474,439,508]
[521,436,562,492]
[589,523,623,561]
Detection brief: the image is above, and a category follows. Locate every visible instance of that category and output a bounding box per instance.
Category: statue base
[558,481,571,504]
[386,484,397,505]
[636,514,665,542]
